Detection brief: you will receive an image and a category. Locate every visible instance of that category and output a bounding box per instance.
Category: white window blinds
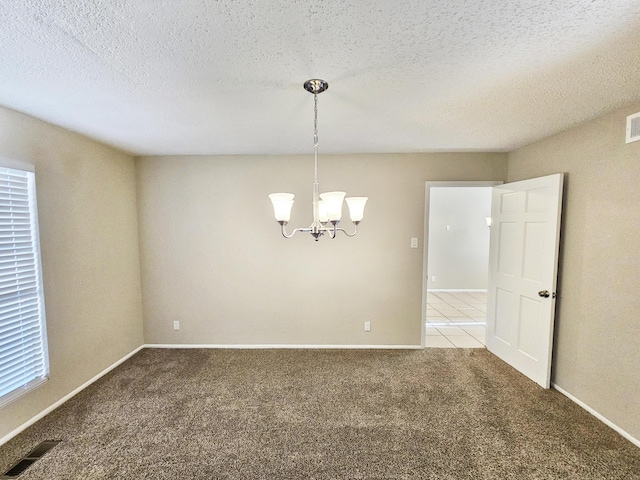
[0,166,49,408]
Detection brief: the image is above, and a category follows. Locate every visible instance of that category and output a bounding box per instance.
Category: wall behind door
[427,187,491,290]
[507,101,640,442]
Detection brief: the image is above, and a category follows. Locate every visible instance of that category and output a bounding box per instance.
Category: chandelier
[268,79,368,241]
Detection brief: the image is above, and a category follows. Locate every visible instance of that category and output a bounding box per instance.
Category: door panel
[522,223,544,280]
[517,296,541,359]
[486,173,564,388]
[494,288,514,344]
[497,222,519,275]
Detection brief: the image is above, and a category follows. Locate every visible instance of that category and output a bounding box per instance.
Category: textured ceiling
[1,0,639,156]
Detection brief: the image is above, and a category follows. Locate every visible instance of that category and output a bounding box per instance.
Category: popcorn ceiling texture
[0,0,639,155]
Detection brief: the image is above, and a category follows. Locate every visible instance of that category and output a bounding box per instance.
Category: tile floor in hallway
[426,291,487,348]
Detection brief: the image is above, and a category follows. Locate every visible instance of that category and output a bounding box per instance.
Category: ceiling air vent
[626,112,640,144]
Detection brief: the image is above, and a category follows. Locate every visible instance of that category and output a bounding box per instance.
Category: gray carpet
[1,348,638,479]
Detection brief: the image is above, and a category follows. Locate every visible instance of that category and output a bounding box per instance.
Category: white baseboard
[145,344,423,350]
[552,383,640,448]
[0,345,144,447]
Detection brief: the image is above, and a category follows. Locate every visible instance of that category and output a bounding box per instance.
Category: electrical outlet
[431,275,436,282]
[364,321,371,332]
[410,237,419,248]
[173,321,180,331]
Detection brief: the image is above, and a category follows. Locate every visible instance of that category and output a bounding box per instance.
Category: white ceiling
[1,0,639,156]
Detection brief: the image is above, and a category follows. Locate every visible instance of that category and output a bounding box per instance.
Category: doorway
[421,181,502,348]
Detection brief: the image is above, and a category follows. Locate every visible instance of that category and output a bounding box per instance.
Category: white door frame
[421,181,503,348]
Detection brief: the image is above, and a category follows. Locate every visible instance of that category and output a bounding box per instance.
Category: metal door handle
[538,290,550,298]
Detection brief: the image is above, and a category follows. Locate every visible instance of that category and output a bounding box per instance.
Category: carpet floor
[1,348,639,479]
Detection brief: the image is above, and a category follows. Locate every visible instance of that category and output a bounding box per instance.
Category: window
[0,163,49,408]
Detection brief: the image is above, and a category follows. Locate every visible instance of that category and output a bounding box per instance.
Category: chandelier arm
[280,222,360,239]
[279,223,296,238]
[334,223,359,237]
[279,223,313,238]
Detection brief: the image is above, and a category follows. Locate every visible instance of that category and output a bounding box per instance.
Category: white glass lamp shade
[268,193,295,222]
[317,200,330,223]
[345,197,368,222]
[319,191,346,221]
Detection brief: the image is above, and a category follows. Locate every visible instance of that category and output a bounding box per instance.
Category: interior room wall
[136,153,507,347]
[0,106,144,441]
[427,187,492,290]
[507,101,640,441]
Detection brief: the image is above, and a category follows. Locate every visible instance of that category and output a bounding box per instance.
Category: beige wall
[0,106,144,440]
[136,153,507,346]
[427,186,492,289]
[508,101,640,440]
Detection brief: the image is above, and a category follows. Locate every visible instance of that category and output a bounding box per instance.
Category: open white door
[486,173,564,388]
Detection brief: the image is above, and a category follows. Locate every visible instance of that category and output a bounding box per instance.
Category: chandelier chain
[314,93,319,185]
[314,93,319,148]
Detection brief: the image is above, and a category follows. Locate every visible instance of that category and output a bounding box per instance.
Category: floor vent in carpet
[1,441,60,478]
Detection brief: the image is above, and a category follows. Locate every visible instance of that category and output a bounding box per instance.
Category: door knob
[538,290,550,298]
